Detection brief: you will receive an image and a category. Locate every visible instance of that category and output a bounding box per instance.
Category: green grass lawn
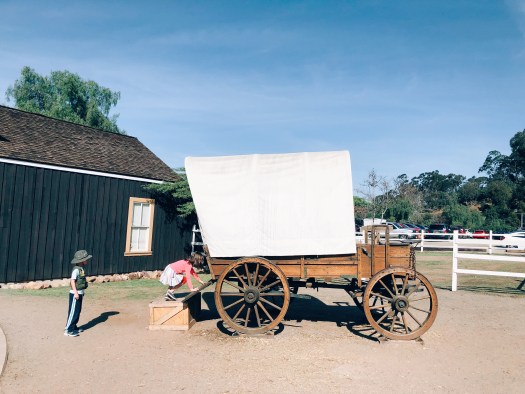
[416,251,525,296]
[1,253,524,299]
[0,274,214,301]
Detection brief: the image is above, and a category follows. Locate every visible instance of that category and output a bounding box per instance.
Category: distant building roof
[0,105,177,182]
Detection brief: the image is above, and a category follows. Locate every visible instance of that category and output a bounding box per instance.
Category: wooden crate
[148,292,201,331]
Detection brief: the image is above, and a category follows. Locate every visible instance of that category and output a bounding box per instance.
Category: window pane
[132,203,143,226]
[141,204,150,226]
[130,228,140,251]
[138,228,149,251]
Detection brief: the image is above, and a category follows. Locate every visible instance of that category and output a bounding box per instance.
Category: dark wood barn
[0,105,190,283]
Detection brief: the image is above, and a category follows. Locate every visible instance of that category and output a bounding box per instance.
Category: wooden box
[148,292,201,331]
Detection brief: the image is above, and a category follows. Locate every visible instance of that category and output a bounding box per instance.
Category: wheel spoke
[253,263,260,286]
[220,293,245,297]
[371,294,387,312]
[374,306,393,324]
[259,292,285,297]
[223,279,244,292]
[408,295,431,302]
[401,274,409,295]
[244,307,251,327]
[244,264,252,286]
[254,304,262,327]
[401,313,410,334]
[257,301,274,322]
[231,268,248,289]
[259,279,282,292]
[389,312,398,332]
[408,305,432,315]
[232,304,246,321]
[406,309,424,328]
[370,292,393,302]
[260,296,283,311]
[258,269,272,288]
[391,273,399,295]
[378,279,395,298]
[369,303,392,310]
[406,279,422,297]
[223,297,244,311]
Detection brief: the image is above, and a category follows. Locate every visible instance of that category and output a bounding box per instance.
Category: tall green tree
[410,171,465,210]
[6,66,123,133]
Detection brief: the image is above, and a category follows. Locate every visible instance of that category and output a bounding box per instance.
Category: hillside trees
[6,66,123,133]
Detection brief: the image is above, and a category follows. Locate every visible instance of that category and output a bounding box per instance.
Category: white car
[387,222,418,240]
[494,231,525,249]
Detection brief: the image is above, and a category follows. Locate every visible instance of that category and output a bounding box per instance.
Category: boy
[64,250,91,337]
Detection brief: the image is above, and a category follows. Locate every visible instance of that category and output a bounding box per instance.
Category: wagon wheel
[363,267,438,340]
[215,257,290,335]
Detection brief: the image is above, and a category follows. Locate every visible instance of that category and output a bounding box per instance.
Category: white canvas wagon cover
[185,151,356,257]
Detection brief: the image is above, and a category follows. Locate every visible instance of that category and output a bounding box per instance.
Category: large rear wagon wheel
[363,267,438,340]
[215,257,290,335]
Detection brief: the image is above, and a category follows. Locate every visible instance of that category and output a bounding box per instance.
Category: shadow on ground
[200,292,379,341]
[79,311,119,331]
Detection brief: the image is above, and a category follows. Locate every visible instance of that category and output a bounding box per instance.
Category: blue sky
[1,0,524,189]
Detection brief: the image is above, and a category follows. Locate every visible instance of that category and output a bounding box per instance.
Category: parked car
[495,231,525,249]
[426,223,452,239]
[472,230,489,239]
[386,222,418,240]
[415,224,428,232]
[401,223,421,233]
[449,226,472,238]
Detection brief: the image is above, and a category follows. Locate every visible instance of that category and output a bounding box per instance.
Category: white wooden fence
[451,231,525,291]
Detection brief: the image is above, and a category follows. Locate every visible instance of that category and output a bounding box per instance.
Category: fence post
[488,230,493,255]
[420,230,425,252]
[452,230,459,291]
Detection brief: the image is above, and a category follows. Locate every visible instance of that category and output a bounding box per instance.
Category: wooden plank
[43,168,60,280]
[0,163,15,282]
[28,168,45,280]
[105,177,119,274]
[16,165,36,281]
[7,165,25,282]
[51,171,70,278]
[61,172,77,278]
[34,170,52,280]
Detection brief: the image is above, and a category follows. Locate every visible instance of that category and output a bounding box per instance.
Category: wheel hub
[244,287,260,304]
[392,296,409,312]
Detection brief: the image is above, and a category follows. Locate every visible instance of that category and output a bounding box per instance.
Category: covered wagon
[185,151,437,339]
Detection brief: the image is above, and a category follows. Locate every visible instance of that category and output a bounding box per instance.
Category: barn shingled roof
[0,105,177,182]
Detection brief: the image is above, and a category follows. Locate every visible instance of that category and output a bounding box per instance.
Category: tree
[358,169,393,220]
[442,202,484,230]
[457,177,485,206]
[6,66,123,133]
[479,130,525,182]
[410,171,465,210]
[143,168,196,221]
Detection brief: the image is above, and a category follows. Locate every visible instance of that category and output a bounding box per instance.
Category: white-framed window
[125,197,155,256]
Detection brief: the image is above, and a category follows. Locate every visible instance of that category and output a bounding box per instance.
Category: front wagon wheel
[363,267,438,340]
[215,257,290,335]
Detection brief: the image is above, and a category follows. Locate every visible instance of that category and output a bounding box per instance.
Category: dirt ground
[0,285,524,394]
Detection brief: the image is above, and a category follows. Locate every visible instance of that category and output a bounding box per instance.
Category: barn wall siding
[0,162,191,283]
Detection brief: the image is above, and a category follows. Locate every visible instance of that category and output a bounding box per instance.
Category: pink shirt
[168,259,200,290]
